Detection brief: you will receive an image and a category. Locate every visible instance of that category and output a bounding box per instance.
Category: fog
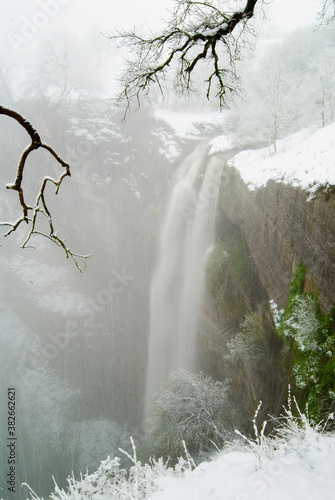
[0,25,219,493]
[0,0,333,498]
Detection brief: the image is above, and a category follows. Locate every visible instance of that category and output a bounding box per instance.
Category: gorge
[1,108,335,498]
[145,123,335,429]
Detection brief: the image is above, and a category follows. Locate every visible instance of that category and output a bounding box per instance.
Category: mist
[0,0,334,498]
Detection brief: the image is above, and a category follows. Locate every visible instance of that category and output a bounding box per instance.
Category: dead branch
[0,105,89,271]
[319,0,335,24]
[110,0,259,115]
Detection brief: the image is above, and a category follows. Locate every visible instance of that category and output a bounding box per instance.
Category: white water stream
[145,149,224,407]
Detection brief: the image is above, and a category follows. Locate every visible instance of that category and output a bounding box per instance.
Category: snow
[155,109,224,139]
[154,113,335,197]
[27,411,335,500]
[70,117,123,143]
[209,134,232,154]
[151,129,181,162]
[149,411,335,500]
[201,25,227,37]
[226,124,335,194]
[151,433,335,500]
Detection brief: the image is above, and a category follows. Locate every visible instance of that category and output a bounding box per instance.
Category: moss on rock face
[289,262,305,295]
[275,263,335,424]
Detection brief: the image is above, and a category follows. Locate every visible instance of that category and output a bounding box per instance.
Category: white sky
[266,0,321,31]
[0,0,324,71]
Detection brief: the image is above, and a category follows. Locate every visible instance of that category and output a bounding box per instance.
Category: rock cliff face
[199,159,335,426]
[219,164,335,313]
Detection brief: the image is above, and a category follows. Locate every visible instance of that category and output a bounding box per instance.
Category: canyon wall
[219,164,335,312]
[199,159,335,424]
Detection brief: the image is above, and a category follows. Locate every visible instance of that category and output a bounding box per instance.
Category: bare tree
[0,106,89,271]
[111,0,260,114]
[111,0,335,115]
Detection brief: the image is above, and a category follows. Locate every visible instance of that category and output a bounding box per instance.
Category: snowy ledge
[223,123,335,195]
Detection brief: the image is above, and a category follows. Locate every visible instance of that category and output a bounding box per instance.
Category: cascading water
[145,146,224,408]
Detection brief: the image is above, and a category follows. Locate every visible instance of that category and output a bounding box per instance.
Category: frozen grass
[22,396,335,500]
[21,437,194,500]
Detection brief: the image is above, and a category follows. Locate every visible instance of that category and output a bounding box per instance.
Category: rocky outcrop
[219,164,335,313]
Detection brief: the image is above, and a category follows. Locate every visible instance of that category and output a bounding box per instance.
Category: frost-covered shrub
[148,369,237,459]
[281,295,321,352]
[224,311,282,388]
[225,313,267,371]
[269,299,284,329]
[69,419,130,473]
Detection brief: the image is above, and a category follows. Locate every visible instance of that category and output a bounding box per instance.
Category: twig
[0,105,90,271]
[110,0,259,116]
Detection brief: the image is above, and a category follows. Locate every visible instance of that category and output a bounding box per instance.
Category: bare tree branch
[319,0,335,24]
[0,105,90,272]
[110,0,260,115]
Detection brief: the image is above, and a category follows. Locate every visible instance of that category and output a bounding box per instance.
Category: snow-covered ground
[156,110,335,196]
[23,409,335,500]
[150,426,335,500]
[224,124,335,194]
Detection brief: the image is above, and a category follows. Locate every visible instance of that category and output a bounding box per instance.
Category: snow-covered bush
[281,295,321,352]
[148,369,237,459]
[224,310,283,397]
[225,312,267,371]
[149,370,237,458]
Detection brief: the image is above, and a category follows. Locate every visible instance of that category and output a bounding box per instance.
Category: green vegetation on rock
[275,263,335,423]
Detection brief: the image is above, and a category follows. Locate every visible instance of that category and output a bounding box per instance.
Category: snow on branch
[0,105,89,272]
[110,0,259,115]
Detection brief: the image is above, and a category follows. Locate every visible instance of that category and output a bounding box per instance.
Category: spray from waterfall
[145,147,224,408]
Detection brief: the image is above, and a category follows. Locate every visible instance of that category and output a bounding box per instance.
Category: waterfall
[145,147,224,407]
